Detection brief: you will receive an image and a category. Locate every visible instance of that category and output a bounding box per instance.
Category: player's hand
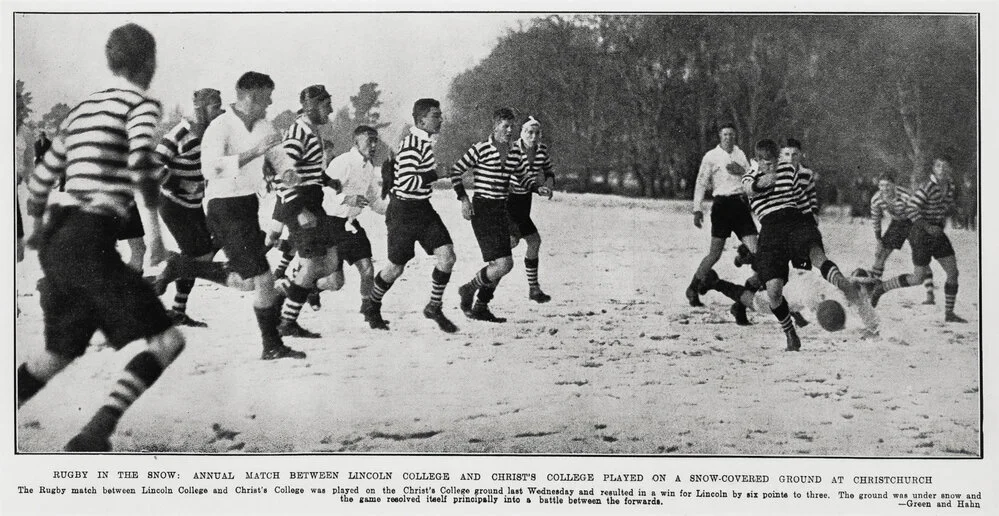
[693,211,704,228]
[726,161,745,176]
[537,186,553,199]
[343,195,369,208]
[298,208,318,229]
[461,198,474,220]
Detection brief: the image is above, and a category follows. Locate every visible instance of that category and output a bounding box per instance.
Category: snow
[15,193,980,455]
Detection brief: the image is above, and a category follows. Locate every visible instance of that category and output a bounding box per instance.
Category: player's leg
[766,277,800,351]
[124,237,146,272]
[467,255,513,323]
[687,236,726,307]
[871,242,892,280]
[933,236,964,322]
[523,231,551,303]
[423,243,459,332]
[870,227,930,307]
[355,257,375,311]
[278,253,324,338]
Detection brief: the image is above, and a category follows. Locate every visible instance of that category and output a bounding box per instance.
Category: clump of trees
[438,15,976,223]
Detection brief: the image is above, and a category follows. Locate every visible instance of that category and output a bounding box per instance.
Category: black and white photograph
[5,1,993,514]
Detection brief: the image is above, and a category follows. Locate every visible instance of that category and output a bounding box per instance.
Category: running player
[364,98,458,333]
[322,125,389,328]
[453,108,550,322]
[271,85,337,339]
[153,87,226,327]
[17,24,187,451]
[868,172,935,304]
[686,123,757,307]
[868,153,966,322]
[508,115,555,303]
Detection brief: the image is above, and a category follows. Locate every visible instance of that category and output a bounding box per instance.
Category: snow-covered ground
[15,193,981,455]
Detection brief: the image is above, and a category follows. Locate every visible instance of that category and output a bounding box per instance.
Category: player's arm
[692,155,712,224]
[365,167,388,215]
[541,150,556,190]
[24,129,66,247]
[126,100,168,265]
[870,196,884,241]
[450,145,478,201]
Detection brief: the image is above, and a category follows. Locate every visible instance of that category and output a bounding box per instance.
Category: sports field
[14,193,981,455]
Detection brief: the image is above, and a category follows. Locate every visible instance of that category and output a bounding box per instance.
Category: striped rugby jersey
[391,126,440,201]
[742,160,810,219]
[155,119,205,209]
[870,185,912,228]
[451,137,534,200]
[26,81,163,219]
[275,115,327,203]
[510,139,554,195]
[907,176,954,226]
[795,166,820,216]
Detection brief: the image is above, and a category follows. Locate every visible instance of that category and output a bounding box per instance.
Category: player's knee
[149,326,185,364]
[495,256,514,276]
[526,232,542,247]
[437,250,456,271]
[356,259,373,277]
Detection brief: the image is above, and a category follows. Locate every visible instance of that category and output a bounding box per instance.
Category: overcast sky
[14,12,539,130]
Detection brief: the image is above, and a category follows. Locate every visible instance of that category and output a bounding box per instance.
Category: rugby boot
[458,283,477,313]
[467,305,507,323]
[423,303,458,333]
[277,320,322,339]
[166,309,208,328]
[729,302,752,326]
[945,311,968,323]
[785,328,802,352]
[528,287,552,304]
[364,301,390,330]
[261,344,307,360]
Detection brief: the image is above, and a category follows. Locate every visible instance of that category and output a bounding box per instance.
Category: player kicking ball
[742,139,875,351]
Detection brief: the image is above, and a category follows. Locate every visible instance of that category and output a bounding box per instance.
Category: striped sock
[525,258,540,289]
[771,297,795,335]
[79,351,165,439]
[172,278,195,313]
[882,274,912,293]
[944,282,958,314]
[370,273,394,304]
[429,268,450,308]
[819,260,850,291]
[924,272,934,295]
[281,282,310,323]
[274,243,295,278]
[469,267,493,290]
[871,265,884,280]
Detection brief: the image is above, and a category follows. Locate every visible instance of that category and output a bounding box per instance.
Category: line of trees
[437,15,977,224]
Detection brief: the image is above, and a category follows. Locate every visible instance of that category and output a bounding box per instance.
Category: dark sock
[712,279,747,303]
[172,278,195,313]
[473,283,498,311]
[945,282,958,314]
[281,282,311,323]
[430,268,450,307]
[254,303,283,349]
[17,363,47,406]
[370,272,394,304]
[771,297,795,335]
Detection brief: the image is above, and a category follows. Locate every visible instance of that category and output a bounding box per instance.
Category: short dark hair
[105,23,156,77]
[783,138,803,150]
[934,152,954,165]
[236,71,275,91]
[755,139,779,161]
[412,98,440,122]
[719,122,737,133]
[493,107,516,124]
[878,171,897,183]
[192,88,221,107]
[354,125,378,137]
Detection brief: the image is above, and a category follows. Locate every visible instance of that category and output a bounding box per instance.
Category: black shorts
[710,195,758,239]
[284,205,336,259]
[36,207,172,357]
[909,225,955,267]
[160,200,215,257]
[327,216,373,265]
[385,198,452,266]
[881,219,913,250]
[206,195,271,279]
[755,209,824,284]
[114,203,145,240]
[471,197,512,262]
[507,192,538,240]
